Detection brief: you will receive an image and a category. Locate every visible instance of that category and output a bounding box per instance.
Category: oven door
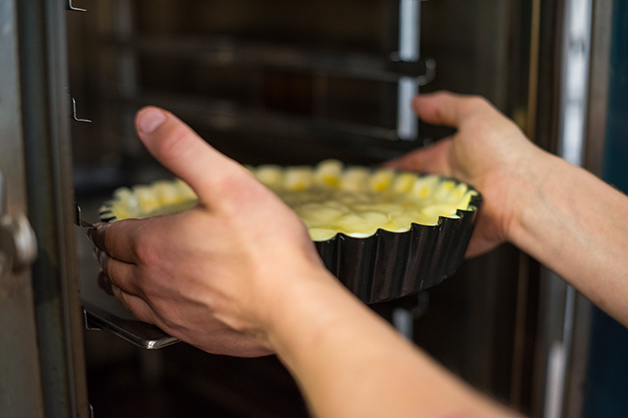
[0,0,89,417]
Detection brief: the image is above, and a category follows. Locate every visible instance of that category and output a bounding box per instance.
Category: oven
[0,0,613,417]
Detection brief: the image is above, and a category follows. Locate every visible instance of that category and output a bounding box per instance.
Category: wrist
[256,258,345,351]
[263,264,371,364]
[505,148,562,249]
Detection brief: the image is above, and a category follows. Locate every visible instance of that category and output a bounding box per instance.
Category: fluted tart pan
[100,160,481,304]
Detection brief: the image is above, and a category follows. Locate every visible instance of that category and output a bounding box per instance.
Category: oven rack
[108,90,430,152]
[79,0,432,349]
[102,35,435,143]
[99,35,435,144]
[107,35,436,86]
[90,0,430,156]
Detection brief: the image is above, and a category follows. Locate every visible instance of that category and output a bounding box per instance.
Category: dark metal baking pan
[315,192,481,304]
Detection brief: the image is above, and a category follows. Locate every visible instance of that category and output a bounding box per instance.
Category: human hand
[385,91,541,257]
[89,107,334,357]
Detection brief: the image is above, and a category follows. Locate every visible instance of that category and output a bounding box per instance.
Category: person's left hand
[385,92,538,257]
[89,106,335,357]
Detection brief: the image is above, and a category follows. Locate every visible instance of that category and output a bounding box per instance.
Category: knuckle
[436,90,455,100]
[132,221,163,266]
[214,171,267,213]
[459,96,497,126]
[134,241,159,266]
[465,95,490,110]
[133,230,160,266]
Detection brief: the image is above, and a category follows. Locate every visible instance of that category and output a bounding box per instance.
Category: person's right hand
[385,91,544,257]
[88,106,337,357]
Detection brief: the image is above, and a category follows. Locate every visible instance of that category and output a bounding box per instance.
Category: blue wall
[583,1,628,417]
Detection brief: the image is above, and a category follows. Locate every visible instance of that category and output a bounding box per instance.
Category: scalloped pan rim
[98,174,482,304]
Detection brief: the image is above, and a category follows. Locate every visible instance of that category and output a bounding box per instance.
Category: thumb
[135,106,248,206]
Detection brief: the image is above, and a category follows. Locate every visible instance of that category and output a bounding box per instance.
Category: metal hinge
[0,172,37,279]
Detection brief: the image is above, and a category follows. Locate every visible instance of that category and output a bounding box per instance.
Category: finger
[134,106,250,207]
[413,91,494,128]
[412,91,464,127]
[88,220,143,264]
[383,138,454,176]
[99,254,143,298]
[98,271,114,295]
[111,285,160,326]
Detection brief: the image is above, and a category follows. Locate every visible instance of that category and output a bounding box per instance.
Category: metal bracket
[83,308,103,331]
[82,301,179,349]
[67,0,87,12]
[416,57,436,86]
[0,172,37,278]
[71,97,92,123]
[74,203,94,229]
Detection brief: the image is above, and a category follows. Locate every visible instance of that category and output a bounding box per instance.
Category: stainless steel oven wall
[1,0,89,417]
[0,0,45,414]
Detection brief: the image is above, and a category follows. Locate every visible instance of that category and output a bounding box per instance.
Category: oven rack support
[106,36,436,86]
[102,37,435,144]
[67,0,87,12]
[79,0,431,349]
[100,0,432,148]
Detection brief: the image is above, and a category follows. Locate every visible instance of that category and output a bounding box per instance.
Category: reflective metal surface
[0,0,45,416]
[67,0,87,12]
[566,2,613,416]
[118,90,417,143]
[536,1,603,417]
[396,0,421,140]
[110,36,434,84]
[83,303,179,349]
[69,0,546,415]
[1,172,38,274]
[16,0,89,416]
[103,34,434,143]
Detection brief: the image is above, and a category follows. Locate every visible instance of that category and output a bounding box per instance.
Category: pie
[99,160,481,304]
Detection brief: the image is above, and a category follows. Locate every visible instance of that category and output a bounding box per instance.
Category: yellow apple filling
[102,160,478,242]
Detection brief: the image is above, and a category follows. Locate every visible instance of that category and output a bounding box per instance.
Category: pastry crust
[255,160,478,241]
[99,160,481,304]
[101,160,479,242]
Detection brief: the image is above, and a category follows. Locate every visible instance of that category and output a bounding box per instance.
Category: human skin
[89,91,628,417]
[386,92,628,327]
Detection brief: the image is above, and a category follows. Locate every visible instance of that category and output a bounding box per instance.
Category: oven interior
[67,1,537,416]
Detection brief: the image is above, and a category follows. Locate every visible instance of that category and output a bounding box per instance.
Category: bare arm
[89,106,521,417]
[510,152,628,324]
[387,91,628,327]
[267,270,519,418]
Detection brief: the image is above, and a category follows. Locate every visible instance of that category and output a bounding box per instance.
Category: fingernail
[137,108,167,134]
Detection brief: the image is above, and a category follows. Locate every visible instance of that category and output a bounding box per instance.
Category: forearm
[266,269,519,418]
[510,150,628,325]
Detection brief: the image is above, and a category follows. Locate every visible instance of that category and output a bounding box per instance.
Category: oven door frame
[0,0,89,417]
